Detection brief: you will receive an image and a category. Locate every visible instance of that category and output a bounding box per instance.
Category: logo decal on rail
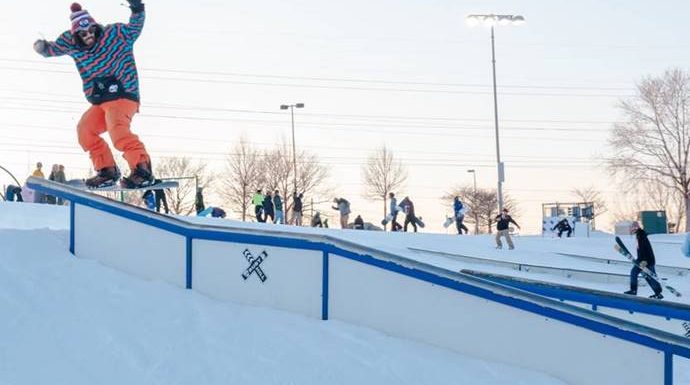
[241,248,269,283]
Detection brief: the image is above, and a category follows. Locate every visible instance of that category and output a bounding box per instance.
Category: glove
[639,261,648,269]
[127,0,145,13]
[33,39,46,54]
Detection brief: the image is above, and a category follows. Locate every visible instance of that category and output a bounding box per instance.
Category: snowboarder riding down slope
[33,1,154,189]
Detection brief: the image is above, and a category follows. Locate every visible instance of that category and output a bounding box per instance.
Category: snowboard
[614,236,682,297]
[67,179,179,192]
[443,216,454,228]
[381,205,403,225]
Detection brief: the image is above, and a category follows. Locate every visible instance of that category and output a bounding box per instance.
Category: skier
[291,192,303,226]
[552,217,573,238]
[624,221,663,299]
[453,196,469,235]
[33,1,155,189]
[495,208,520,250]
[273,190,284,224]
[251,189,265,222]
[263,191,275,223]
[331,198,351,229]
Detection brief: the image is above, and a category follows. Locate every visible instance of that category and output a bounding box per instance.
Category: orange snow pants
[77,99,149,171]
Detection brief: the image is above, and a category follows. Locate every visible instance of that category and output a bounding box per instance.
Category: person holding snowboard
[400,196,418,233]
[624,221,663,299]
[453,196,469,235]
[33,1,155,189]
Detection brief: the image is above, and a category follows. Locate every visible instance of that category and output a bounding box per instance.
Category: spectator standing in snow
[195,187,205,214]
[624,221,664,299]
[153,180,169,214]
[400,196,418,233]
[251,189,264,222]
[495,208,520,250]
[263,191,275,223]
[273,190,284,224]
[31,162,46,203]
[47,164,59,204]
[389,192,401,231]
[291,192,304,226]
[552,217,573,238]
[453,196,469,235]
[332,198,351,229]
[55,165,67,205]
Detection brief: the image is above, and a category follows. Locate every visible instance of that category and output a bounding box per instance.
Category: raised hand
[126,0,144,12]
[33,39,47,54]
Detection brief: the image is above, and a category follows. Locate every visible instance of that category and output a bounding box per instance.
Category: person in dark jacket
[273,190,284,224]
[399,196,418,233]
[263,191,275,223]
[153,180,169,214]
[495,208,520,249]
[5,185,23,202]
[624,221,663,299]
[552,218,573,238]
[291,192,304,226]
[354,215,365,230]
[195,187,205,214]
[311,211,323,228]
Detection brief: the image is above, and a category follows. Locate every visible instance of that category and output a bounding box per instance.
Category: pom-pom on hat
[70,3,96,33]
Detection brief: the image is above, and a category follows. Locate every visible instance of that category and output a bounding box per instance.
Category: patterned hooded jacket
[38,9,145,105]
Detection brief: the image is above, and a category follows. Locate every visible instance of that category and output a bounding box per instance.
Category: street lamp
[467,169,477,193]
[280,103,305,192]
[466,14,525,212]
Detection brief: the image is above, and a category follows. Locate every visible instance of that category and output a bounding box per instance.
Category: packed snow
[0,202,569,385]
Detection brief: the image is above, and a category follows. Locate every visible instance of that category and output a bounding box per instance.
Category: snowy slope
[0,202,567,385]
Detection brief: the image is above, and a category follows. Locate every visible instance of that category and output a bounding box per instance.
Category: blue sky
[1,0,689,232]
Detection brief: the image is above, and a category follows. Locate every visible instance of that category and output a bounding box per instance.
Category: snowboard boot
[85,166,121,188]
[120,161,155,189]
[649,293,664,300]
[623,289,637,295]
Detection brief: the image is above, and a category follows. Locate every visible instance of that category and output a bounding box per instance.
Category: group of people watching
[5,162,68,204]
[252,189,304,225]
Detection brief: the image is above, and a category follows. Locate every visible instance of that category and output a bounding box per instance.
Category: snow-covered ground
[0,202,569,385]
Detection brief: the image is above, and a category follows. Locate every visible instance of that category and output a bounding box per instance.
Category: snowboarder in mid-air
[33,1,154,189]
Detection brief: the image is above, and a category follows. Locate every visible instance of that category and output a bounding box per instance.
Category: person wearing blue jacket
[453,196,469,235]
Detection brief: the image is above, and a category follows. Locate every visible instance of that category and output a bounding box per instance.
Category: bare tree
[221,137,265,221]
[220,138,330,223]
[608,68,690,231]
[155,157,212,215]
[443,186,517,234]
[362,146,408,228]
[571,185,608,229]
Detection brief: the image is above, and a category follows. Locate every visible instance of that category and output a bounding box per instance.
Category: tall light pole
[467,169,478,235]
[280,103,305,193]
[466,14,525,212]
